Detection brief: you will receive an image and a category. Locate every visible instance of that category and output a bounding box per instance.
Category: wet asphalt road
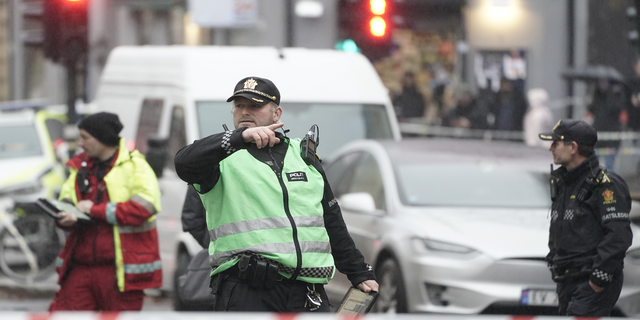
[0,273,174,312]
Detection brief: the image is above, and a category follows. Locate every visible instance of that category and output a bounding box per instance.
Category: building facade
[0,0,637,123]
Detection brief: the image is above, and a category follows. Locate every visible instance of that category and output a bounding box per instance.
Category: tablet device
[336,286,379,316]
[36,198,91,220]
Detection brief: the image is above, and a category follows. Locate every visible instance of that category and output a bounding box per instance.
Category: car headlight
[423,238,477,254]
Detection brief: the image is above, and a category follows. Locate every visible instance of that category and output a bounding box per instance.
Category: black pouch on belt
[250,259,268,288]
[264,261,279,289]
[237,253,253,280]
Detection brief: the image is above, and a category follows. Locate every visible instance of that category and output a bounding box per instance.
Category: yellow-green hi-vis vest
[197,138,335,284]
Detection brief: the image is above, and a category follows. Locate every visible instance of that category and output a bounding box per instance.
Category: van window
[195,101,394,158]
[168,106,187,170]
[135,99,164,155]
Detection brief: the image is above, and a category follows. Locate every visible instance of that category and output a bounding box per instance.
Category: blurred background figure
[626,59,640,136]
[523,88,554,147]
[491,77,528,131]
[503,49,527,94]
[441,86,489,130]
[587,79,625,171]
[392,71,426,121]
[428,62,452,117]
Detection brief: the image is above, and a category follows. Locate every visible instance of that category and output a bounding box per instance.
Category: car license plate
[521,289,558,306]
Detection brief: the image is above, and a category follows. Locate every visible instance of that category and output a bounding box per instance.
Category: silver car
[323,138,640,316]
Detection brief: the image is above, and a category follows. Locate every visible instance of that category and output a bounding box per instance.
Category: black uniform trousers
[214,273,331,312]
[557,273,623,316]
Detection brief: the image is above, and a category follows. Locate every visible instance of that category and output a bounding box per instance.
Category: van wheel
[373,258,407,313]
[173,249,191,311]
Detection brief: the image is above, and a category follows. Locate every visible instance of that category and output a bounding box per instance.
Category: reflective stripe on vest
[208,215,325,241]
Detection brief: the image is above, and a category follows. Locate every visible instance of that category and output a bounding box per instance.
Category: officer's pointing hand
[242,123,285,149]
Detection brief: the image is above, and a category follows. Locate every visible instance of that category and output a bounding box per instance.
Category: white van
[93,45,401,299]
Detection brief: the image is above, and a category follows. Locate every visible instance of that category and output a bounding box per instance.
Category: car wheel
[373,258,408,313]
[173,249,192,311]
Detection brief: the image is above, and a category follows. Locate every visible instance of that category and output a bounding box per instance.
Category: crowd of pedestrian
[391,61,640,173]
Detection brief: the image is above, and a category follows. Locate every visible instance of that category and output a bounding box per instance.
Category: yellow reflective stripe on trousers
[209,240,331,266]
[208,215,325,241]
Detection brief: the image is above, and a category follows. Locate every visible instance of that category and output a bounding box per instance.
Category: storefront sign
[188,0,257,28]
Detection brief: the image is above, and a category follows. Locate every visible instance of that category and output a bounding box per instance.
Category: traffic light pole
[635,0,640,54]
[65,61,77,125]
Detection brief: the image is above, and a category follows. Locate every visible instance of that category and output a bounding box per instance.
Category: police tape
[0,313,622,320]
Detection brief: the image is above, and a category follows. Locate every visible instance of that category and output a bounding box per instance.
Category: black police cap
[538,119,598,147]
[226,76,281,106]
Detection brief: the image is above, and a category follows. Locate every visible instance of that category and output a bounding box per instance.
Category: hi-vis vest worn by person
[199,138,335,284]
[57,138,162,292]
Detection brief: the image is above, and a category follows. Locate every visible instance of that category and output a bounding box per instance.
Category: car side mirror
[339,192,376,213]
[146,135,169,178]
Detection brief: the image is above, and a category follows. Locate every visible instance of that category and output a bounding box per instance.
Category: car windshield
[196,101,394,157]
[396,163,551,208]
[0,124,43,159]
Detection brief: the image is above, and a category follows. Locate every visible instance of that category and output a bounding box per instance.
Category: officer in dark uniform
[539,120,633,316]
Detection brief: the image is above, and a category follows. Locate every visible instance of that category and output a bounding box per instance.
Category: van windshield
[0,124,43,159]
[196,101,394,158]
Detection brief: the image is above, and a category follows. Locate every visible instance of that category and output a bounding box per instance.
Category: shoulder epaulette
[595,167,610,184]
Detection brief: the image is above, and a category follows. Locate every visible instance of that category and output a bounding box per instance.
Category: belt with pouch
[211,252,288,293]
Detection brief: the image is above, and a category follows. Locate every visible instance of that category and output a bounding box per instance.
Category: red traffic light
[370,0,386,15]
[368,0,388,37]
[370,17,387,37]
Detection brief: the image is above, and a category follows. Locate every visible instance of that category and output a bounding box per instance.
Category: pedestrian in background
[49,112,162,311]
[523,88,554,147]
[587,79,625,171]
[626,59,640,140]
[441,86,489,130]
[539,119,632,317]
[174,76,378,312]
[491,77,528,131]
[392,71,426,121]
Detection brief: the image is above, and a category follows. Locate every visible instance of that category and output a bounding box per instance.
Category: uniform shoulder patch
[602,189,616,205]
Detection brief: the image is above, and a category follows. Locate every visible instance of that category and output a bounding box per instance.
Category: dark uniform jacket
[547,155,633,287]
[174,127,376,287]
[181,186,209,248]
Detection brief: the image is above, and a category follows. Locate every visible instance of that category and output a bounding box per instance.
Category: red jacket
[56,139,162,291]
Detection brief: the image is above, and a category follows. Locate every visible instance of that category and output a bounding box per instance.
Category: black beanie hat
[78,112,123,147]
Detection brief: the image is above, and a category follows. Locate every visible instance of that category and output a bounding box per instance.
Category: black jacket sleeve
[174,128,248,193]
[587,172,633,287]
[181,186,209,248]
[313,160,376,287]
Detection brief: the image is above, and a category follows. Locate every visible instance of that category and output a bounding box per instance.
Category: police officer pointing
[539,120,632,316]
[174,76,378,312]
